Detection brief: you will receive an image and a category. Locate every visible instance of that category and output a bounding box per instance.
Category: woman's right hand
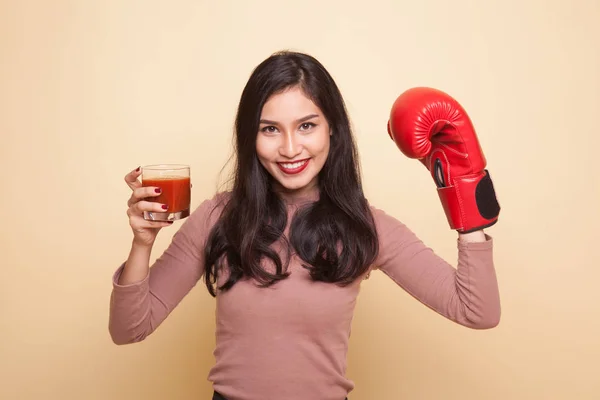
[124,167,173,247]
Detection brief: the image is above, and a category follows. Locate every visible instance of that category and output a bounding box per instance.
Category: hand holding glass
[141,164,191,221]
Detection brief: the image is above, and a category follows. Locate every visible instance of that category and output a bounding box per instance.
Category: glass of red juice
[141,164,191,221]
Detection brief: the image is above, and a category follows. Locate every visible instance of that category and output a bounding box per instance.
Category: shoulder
[194,190,232,215]
[366,200,409,234]
[182,190,232,234]
[365,200,426,253]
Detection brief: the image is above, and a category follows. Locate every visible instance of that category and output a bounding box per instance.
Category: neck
[272,182,320,206]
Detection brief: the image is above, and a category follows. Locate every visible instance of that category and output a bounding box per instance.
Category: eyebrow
[259,114,320,125]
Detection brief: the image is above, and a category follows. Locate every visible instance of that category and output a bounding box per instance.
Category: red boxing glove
[387,87,500,233]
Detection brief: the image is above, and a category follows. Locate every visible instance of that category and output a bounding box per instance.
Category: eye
[260,125,278,133]
[300,122,316,131]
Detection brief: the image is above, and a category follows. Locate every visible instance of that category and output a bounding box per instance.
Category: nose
[279,131,302,159]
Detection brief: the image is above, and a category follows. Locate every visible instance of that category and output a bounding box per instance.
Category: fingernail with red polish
[155,188,161,193]
[135,166,140,172]
[162,204,168,210]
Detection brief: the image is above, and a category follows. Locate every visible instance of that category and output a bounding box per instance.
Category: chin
[277,180,312,191]
[272,171,317,193]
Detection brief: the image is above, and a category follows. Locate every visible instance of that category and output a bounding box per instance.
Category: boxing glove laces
[387,87,500,233]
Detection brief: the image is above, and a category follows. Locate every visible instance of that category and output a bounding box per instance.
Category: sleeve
[370,206,501,329]
[108,196,221,344]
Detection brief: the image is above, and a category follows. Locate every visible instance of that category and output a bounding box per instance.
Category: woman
[109,50,501,400]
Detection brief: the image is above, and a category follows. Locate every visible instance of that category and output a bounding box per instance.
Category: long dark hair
[203,50,379,296]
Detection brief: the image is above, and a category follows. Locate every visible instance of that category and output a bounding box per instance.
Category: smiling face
[256,86,331,197]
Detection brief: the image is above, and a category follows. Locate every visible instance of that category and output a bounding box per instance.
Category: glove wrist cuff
[437,170,501,233]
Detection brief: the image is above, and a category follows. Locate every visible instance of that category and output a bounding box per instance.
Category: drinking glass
[141,164,191,221]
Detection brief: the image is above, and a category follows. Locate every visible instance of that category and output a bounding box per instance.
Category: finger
[124,166,142,191]
[130,215,173,229]
[130,200,168,216]
[127,186,162,207]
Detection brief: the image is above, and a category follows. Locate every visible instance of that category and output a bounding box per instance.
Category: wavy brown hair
[203,51,379,296]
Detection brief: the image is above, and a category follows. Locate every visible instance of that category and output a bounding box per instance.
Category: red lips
[276,159,310,175]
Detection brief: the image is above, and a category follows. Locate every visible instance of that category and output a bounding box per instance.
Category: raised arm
[108,170,221,344]
[376,86,502,328]
[371,207,500,329]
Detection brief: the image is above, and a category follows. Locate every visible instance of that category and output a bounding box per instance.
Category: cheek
[255,137,274,161]
[312,133,331,157]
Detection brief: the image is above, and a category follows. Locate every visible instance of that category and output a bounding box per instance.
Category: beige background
[1,0,599,399]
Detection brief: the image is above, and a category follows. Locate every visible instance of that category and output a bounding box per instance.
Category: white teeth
[280,160,307,169]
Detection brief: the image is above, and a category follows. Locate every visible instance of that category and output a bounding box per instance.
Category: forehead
[260,86,322,119]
